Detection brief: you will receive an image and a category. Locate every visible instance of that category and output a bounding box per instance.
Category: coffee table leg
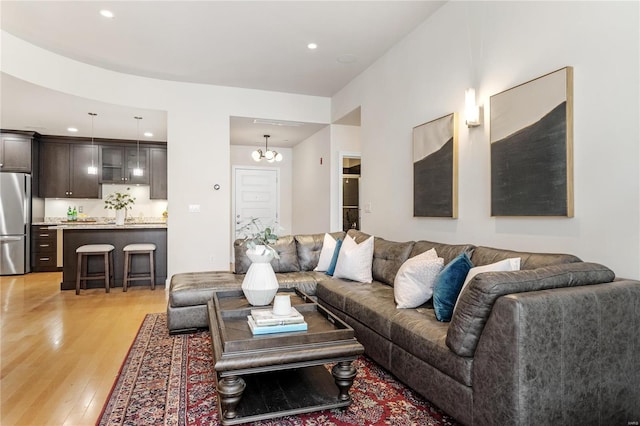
[217,376,246,419]
[332,361,357,402]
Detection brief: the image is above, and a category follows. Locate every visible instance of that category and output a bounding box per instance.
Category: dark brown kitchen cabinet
[149,147,167,199]
[31,225,58,272]
[100,146,149,185]
[0,131,36,173]
[39,142,100,198]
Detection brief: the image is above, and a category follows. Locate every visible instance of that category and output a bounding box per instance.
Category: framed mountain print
[490,66,574,217]
[413,112,458,218]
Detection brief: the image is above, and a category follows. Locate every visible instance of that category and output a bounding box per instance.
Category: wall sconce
[465,88,481,128]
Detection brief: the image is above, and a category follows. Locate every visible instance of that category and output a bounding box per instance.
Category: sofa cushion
[372,237,415,286]
[314,233,339,272]
[453,257,521,312]
[446,262,616,357]
[390,307,473,386]
[333,235,374,283]
[169,271,244,307]
[433,253,474,322]
[346,230,415,286]
[326,238,343,276]
[411,240,475,265]
[394,249,443,308]
[470,246,581,270]
[317,278,398,340]
[296,232,346,272]
[234,236,301,274]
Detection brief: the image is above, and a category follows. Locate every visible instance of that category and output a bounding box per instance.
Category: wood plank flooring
[0,272,168,425]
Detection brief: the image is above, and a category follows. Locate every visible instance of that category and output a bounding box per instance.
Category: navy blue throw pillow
[326,239,343,276]
[432,252,473,322]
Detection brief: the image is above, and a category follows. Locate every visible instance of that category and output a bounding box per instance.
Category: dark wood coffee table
[207,288,364,425]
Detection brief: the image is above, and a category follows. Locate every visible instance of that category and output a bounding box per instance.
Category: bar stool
[123,243,156,291]
[76,244,115,295]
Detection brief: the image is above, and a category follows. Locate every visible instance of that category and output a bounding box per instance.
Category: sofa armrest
[472,280,640,425]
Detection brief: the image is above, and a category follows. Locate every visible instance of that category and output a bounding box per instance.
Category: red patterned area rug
[98,313,459,426]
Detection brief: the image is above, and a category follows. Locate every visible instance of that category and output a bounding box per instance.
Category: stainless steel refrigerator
[0,173,31,275]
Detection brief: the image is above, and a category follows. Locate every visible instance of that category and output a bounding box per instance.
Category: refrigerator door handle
[0,236,22,243]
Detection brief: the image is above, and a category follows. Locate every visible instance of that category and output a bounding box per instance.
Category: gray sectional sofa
[167,230,640,425]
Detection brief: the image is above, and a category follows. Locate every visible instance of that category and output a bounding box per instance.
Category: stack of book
[247,307,308,335]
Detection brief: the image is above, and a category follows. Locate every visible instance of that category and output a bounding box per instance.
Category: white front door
[233,167,279,239]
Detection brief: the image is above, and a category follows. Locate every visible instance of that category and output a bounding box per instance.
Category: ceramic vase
[115,209,126,226]
[242,245,279,306]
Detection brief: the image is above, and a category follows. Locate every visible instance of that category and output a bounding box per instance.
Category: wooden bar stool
[123,243,156,291]
[76,244,115,295]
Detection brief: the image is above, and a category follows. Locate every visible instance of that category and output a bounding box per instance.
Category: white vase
[242,245,279,306]
[115,209,126,226]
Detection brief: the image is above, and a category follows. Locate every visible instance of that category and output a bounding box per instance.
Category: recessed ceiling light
[307,43,318,50]
[100,10,114,19]
[67,127,78,133]
[144,132,153,137]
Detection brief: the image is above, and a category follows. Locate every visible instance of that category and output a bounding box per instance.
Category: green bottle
[72,206,77,221]
[67,206,72,221]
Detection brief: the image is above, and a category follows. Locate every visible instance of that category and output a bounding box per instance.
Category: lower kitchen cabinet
[31,225,58,272]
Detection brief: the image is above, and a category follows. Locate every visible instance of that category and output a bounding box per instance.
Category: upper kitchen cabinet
[149,147,167,200]
[0,131,38,173]
[39,141,100,198]
[100,145,150,185]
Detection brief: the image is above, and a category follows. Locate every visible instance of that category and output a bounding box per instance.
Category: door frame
[338,151,361,233]
[231,166,281,262]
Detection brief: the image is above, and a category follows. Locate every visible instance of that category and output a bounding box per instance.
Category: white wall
[230,145,293,239]
[291,126,331,234]
[1,31,331,277]
[331,1,640,279]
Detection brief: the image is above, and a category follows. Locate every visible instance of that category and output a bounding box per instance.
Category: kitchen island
[48,223,167,291]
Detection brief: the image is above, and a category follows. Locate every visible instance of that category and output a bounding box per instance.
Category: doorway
[233,167,280,238]
[340,154,361,232]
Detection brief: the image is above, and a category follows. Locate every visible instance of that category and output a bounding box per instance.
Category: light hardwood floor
[0,272,168,425]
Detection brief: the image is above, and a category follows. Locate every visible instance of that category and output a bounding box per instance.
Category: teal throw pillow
[432,252,473,322]
[326,239,343,276]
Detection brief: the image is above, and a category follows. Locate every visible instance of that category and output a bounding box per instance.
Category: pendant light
[87,112,98,175]
[252,134,282,163]
[132,116,143,176]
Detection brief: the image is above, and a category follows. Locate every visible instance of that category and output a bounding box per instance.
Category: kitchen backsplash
[44,185,168,220]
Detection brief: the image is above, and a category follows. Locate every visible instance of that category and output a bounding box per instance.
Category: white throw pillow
[314,233,337,272]
[394,249,444,309]
[332,235,374,283]
[453,257,521,312]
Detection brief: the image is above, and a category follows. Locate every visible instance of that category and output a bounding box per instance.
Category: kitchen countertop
[33,221,167,230]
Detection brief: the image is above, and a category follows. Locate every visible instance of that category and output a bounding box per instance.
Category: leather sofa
[167,230,640,424]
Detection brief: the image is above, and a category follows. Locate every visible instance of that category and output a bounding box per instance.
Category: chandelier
[252,134,282,162]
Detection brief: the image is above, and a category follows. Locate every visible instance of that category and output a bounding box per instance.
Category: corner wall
[331,1,640,278]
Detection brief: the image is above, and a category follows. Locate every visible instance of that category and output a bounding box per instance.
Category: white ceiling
[0,1,444,145]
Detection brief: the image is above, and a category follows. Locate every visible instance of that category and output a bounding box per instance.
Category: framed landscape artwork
[490,66,574,217]
[413,112,458,218]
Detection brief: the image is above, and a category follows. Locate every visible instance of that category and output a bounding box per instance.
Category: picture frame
[412,112,458,218]
[490,66,574,217]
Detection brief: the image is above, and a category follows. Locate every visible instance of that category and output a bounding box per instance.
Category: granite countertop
[46,223,168,230]
[34,217,168,229]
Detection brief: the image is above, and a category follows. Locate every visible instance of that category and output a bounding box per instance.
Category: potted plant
[104,188,136,225]
[236,217,280,259]
[236,218,281,306]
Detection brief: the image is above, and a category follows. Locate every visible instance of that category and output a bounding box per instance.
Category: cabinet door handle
[39,257,50,261]
[39,244,50,248]
[39,234,49,237]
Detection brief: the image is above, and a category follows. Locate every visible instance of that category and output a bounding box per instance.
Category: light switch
[188,204,201,213]
[364,202,372,213]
